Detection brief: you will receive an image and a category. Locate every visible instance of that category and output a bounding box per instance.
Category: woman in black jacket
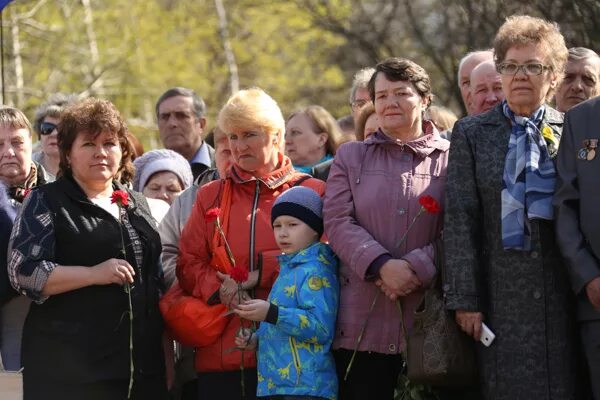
[8,98,166,400]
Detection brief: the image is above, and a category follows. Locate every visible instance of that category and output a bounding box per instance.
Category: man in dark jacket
[555,95,600,399]
[0,106,49,371]
[155,87,215,179]
[0,182,16,306]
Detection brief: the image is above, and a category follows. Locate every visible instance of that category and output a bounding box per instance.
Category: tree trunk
[81,0,103,95]
[10,8,23,106]
[214,0,239,95]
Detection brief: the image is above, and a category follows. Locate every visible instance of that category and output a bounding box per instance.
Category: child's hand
[235,329,257,350]
[234,299,270,322]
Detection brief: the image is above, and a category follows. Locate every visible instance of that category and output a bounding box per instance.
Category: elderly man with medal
[555,95,600,400]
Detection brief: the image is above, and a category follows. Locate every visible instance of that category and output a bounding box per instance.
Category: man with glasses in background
[156,87,214,179]
[349,67,375,126]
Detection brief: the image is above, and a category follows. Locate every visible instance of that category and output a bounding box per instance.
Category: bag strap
[431,236,444,290]
[292,174,312,187]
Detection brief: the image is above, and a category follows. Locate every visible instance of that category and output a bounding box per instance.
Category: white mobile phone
[480,322,495,347]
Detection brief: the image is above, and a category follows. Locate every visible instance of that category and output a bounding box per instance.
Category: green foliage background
[2,0,348,149]
[2,0,599,151]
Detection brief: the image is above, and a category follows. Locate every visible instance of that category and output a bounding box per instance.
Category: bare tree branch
[214,0,240,95]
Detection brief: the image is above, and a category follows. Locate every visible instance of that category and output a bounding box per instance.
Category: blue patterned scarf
[501,100,556,251]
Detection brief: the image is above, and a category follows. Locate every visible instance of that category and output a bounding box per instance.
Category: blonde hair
[287,105,343,155]
[425,106,458,132]
[217,88,285,144]
[493,15,568,100]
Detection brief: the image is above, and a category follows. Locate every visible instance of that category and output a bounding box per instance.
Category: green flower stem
[125,283,134,399]
[238,283,245,398]
[240,348,246,398]
[344,291,380,381]
[395,299,408,360]
[396,208,424,248]
[117,205,134,399]
[216,219,236,267]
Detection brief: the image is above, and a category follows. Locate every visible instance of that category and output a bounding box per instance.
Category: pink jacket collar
[367,119,449,158]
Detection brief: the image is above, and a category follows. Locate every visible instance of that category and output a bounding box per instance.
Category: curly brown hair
[493,15,568,100]
[58,98,134,184]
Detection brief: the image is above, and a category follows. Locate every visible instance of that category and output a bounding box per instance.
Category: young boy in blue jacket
[234,186,339,400]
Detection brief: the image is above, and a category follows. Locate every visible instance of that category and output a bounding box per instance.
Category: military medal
[587,139,597,161]
[577,147,587,160]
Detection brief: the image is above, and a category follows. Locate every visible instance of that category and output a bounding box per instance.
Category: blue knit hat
[271,186,323,236]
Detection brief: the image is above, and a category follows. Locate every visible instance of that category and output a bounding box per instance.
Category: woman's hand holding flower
[377,259,421,300]
[217,271,251,307]
[241,270,260,290]
[92,258,135,286]
[234,328,257,350]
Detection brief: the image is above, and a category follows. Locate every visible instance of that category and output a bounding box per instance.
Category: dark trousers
[334,348,403,400]
[197,368,257,400]
[180,380,198,400]
[434,386,483,400]
[169,345,198,400]
[24,374,168,400]
[581,320,600,400]
[264,397,327,400]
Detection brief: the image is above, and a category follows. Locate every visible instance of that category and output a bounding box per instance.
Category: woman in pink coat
[323,58,449,400]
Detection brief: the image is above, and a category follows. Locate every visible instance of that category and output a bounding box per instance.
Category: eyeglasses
[40,122,58,136]
[496,62,551,76]
[350,99,370,111]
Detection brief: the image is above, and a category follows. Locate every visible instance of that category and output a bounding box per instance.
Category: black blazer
[555,96,600,321]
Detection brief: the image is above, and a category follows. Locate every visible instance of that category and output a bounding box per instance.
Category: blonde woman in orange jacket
[177,88,324,400]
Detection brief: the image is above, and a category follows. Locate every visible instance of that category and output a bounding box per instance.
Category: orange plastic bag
[159,282,229,348]
[160,180,234,347]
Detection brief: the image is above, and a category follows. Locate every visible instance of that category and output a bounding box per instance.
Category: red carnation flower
[111,190,129,207]
[205,207,220,223]
[229,265,249,284]
[418,195,440,214]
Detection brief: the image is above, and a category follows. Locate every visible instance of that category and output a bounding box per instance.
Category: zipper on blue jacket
[289,336,302,384]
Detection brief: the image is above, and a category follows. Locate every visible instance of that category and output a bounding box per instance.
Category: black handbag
[404,238,478,387]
